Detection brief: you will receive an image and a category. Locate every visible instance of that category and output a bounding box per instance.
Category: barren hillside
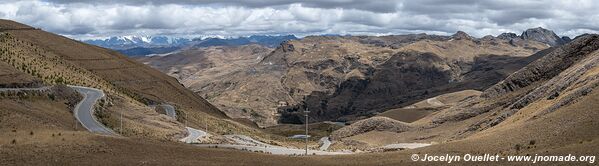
[278,31,548,124]
[0,19,270,141]
[334,34,599,157]
[139,30,551,127]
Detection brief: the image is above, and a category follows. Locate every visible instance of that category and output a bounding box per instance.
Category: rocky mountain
[84,35,298,57]
[279,32,549,124]
[139,29,556,126]
[434,34,599,133]
[520,27,568,46]
[497,27,571,47]
[117,46,182,57]
[136,44,273,92]
[3,17,598,164]
[136,45,275,125]
[451,31,473,40]
[333,34,599,155]
[0,19,336,165]
[497,32,519,40]
[83,35,192,50]
[193,35,298,48]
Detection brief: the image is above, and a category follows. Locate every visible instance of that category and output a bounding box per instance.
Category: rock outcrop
[483,34,599,98]
[520,27,567,46]
[452,31,473,40]
[139,28,561,126]
[279,34,548,124]
[497,32,519,40]
[432,34,599,130]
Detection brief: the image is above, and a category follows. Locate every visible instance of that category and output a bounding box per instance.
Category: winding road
[180,127,209,143]
[1,86,350,155]
[66,90,413,155]
[195,134,350,155]
[319,137,332,151]
[166,105,344,155]
[70,86,116,135]
[1,86,352,155]
[158,104,208,143]
[1,85,115,135]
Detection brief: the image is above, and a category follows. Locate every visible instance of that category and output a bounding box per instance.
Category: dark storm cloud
[1,0,597,39]
[45,0,400,13]
[488,8,555,25]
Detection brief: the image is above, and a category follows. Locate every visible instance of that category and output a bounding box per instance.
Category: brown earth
[2,93,596,165]
[0,61,42,88]
[377,108,438,123]
[334,34,599,159]
[0,19,226,121]
[137,31,549,127]
[376,90,481,122]
[136,45,274,125]
[0,19,276,142]
[2,19,597,165]
[280,34,548,124]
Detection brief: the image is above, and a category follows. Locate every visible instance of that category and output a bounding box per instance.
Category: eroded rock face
[483,35,599,99]
[432,35,599,132]
[520,27,566,46]
[497,33,519,40]
[279,36,548,124]
[336,33,599,150]
[138,30,552,126]
[452,31,473,40]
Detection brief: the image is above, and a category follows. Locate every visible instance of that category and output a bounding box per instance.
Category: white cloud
[0,0,598,39]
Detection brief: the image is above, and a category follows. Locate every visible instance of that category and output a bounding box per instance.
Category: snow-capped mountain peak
[83,35,192,50]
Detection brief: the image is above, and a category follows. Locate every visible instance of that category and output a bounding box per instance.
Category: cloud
[0,0,598,39]
[46,0,401,13]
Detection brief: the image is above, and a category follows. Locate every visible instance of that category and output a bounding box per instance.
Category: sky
[0,0,598,39]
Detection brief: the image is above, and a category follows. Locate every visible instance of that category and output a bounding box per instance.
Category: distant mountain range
[82,35,298,56]
[193,35,298,48]
[83,27,571,57]
[83,36,192,50]
[496,27,571,46]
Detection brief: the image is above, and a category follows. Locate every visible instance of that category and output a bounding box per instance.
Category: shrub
[514,144,522,151]
[48,94,56,101]
[529,140,536,145]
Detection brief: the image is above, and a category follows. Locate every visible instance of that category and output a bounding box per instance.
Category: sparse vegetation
[2,19,599,166]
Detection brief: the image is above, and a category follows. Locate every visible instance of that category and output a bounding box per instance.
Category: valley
[139,29,552,127]
[2,4,599,164]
